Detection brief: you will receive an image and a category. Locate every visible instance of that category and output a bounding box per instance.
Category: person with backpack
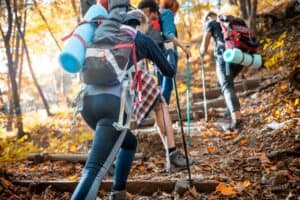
[200,11,245,131]
[70,1,175,200]
[138,0,191,104]
[125,9,196,170]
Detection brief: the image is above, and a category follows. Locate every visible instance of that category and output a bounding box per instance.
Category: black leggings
[71,94,137,200]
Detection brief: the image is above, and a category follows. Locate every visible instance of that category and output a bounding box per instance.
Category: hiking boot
[109,190,127,200]
[225,119,243,131]
[169,149,196,168]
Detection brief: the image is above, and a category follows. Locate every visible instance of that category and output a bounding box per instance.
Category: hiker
[138,0,191,104]
[200,11,243,131]
[70,1,175,200]
[125,9,196,169]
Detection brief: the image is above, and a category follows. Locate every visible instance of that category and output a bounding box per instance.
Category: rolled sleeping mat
[223,48,262,69]
[250,54,262,69]
[58,4,108,73]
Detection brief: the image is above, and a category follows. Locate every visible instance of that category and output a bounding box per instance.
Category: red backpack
[218,15,258,53]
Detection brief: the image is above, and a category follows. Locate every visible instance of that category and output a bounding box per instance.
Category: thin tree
[15,15,52,116]
[32,0,62,50]
[18,0,28,93]
[0,0,25,138]
[227,0,258,34]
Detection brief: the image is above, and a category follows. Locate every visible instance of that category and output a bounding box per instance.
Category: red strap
[61,19,102,44]
[73,33,89,47]
[113,42,142,102]
[113,43,135,49]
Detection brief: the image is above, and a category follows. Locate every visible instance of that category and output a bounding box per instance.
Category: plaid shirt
[132,68,161,126]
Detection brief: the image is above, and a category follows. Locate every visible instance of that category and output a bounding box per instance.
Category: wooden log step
[13,179,219,195]
[27,153,144,163]
[192,78,262,100]
[130,110,200,129]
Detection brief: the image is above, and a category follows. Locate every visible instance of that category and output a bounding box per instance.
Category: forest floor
[0,16,300,200]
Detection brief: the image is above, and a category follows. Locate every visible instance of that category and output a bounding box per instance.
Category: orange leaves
[207,146,216,154]
[240,139,248,146]
[136,164,146,172]
[242,180,251,188]
[294,98,299,107]
[216,183,237,196]
[0,177,13,189]
[216,181,252,197]
[68,174,79,181]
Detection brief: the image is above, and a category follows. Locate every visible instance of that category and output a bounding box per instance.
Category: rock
[174,180,190,195]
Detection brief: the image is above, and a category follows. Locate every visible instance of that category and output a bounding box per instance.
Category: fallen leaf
[294,98,299,107]
[240,139,248,146]
[242,180,251,188]
[69,145,77,153]
[201,132,208,139]
[29,167,36,172]
[137,164,145,172]
[0,178,12,189]
[216,183,237,196]
[209,195,218,200]
[68,175,79,181]
[207,146,216,154]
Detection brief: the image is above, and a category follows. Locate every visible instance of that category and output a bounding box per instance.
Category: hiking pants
[71,94,137,200]
[215,55,243,114]
[158,48,178,104]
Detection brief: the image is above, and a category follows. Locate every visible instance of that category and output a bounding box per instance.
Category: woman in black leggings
[70,1,175,200]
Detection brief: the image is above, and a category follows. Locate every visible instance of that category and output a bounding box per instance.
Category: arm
[161,9,191,58]
[200,30,212,57]
[134,32,175,78]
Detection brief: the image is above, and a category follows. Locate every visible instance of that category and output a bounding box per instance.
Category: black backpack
[82,12,138,86]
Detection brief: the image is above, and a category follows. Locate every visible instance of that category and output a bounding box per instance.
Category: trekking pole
[172,77,193,187]
[200,56,208,122]
[186,55,192,145]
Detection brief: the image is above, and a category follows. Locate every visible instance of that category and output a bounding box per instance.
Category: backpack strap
[112,42,142,131]
[113,43,142,102]
[61,19,103,47]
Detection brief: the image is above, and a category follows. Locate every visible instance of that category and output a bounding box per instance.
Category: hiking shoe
[109,190,127,200]
[169,149,196,168]
[225,119,243,131]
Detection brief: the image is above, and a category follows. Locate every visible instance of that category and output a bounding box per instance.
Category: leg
[154,100,175,148]
[216,59,243,130]
[71,120,121,200]
[112,130,137,191]
[71,94,135,200]
[161,77,173,104]
[216,59,241,116]
[160,48,178,104]
[153,99,195,167]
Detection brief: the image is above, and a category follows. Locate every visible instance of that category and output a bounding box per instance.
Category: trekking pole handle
[185,45,191,60]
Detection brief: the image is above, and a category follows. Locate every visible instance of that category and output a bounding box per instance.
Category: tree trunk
[238,0,257,33]
[18,0,28,92]
[0,0,25,138]
[238,0,248,20]
[15,18,52,116]
[80,0,96,17]
[249,0,257,34]
[228,0,238,5]
[71,0,80,23]
[6,75,13,132]
[32,0,62,50]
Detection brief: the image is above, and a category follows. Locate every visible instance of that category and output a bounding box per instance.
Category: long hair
[160,0,179,13]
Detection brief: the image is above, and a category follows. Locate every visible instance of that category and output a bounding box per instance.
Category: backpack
[82,15,138,86]
[218,15,258,53]
[147,18,165,45]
